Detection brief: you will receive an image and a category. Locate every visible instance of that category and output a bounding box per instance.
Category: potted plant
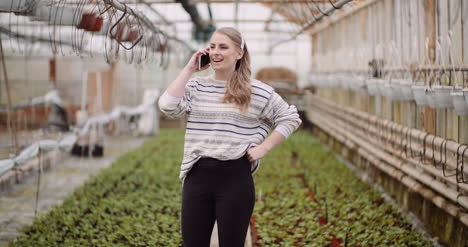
[378,78,390,97]
[425,86,438,109]
[432,84,453,108]
[411,81,428,106]
[464,88,468,106]
[349,77,366,92]
[77,13,98,31]
[398,79,414,101]
[366,79,381,96]
[451,88,468,115]
[383,79,402,100]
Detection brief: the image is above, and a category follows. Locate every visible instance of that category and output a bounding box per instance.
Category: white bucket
[412,82,428,105]
[463,88,468,107]
[399,79,414,101]
[366,79,380,96]
[426,88,437,109]
[451,89,468,115]
[432,85,453,109]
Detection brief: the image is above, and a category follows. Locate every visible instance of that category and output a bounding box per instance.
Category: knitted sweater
[158,75,302,182]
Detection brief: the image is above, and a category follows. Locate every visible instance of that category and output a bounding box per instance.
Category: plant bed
[10,129,185,247]
[9,129,433,247]
[251,130,433,247]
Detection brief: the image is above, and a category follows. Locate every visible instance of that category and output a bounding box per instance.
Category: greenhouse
[0,0,467,247]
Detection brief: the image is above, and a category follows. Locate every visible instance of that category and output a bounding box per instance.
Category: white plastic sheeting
[0,90,63,113]
[138,89,160,136]
[0,133,77,176]
[0,0,30,12]
[0,93,160,177]
[31,1,82,26]
[78,103,155,135]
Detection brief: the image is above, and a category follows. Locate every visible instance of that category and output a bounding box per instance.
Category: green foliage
[11,129,185,247]
[252,130,432,247]
[10,129,432,247]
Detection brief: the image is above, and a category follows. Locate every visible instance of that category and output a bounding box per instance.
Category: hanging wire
[0,0,190,66]
[306,1,320,23]
[439,139,456,177]
[312,0,329,16]
[55,1,66,54]
[401,126,409,157]
[48,1,58,55]
[71,0,86,55]
[0,38,19,152]
[104,7,120,63]
[450,0,461,29]
[420,133,431,165]
[328,0,342,9]
[8,0,16,53]
[456,144,468,184]
[34,149,42,218]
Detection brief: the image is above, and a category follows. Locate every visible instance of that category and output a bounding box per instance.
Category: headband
[240,35,245,50]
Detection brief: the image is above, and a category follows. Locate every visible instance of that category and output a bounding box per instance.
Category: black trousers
[181,154,255,247]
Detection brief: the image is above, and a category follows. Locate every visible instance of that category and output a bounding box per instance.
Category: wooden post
[461,0,468,144]
[0,38,18,153]
[423,0,437,135]
[111,61,120,109]
[49,58,57,89]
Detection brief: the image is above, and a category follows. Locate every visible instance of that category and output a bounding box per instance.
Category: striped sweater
[158,75,302,182]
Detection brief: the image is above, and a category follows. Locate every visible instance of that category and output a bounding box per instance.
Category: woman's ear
[237,49,244,60]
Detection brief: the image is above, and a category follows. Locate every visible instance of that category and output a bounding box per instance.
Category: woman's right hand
[185,48,210,73]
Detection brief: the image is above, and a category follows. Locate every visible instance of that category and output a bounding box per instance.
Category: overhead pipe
[310,95,468,190]
[268,0,352,53]
[314,102,468,193]
[0,0,32,13]
[30,1,83,26]
[0,26,93,54]
[308,96,468,210]
[308,110,468,227]
[313,96,464,174]
[309,94,468,165]
[321,102,468,191]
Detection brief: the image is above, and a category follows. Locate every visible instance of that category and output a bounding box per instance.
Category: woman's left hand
[246,145,269,162]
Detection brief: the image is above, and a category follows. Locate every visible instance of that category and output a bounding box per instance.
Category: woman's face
[209,32,243,73]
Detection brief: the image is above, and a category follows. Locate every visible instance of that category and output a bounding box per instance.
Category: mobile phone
[198,53,210,70]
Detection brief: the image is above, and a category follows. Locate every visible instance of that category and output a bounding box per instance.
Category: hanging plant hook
[328,0,341,9]
[313,1,329,16]
[456,144,468,183]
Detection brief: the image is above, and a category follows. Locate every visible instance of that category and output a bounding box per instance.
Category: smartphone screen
[198,54,210,70]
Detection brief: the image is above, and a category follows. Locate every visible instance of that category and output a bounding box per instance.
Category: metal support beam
[268,0,353,53]
[0,26,93,54]
[61,0,331,5]
[140,0,173,26]
[264,3,281,32]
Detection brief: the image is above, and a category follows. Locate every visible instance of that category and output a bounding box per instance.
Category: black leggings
[181,154,255,247]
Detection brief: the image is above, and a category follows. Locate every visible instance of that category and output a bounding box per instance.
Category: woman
[158,27,301,247]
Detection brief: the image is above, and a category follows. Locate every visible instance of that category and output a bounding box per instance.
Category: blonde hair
[215,27,252,113]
